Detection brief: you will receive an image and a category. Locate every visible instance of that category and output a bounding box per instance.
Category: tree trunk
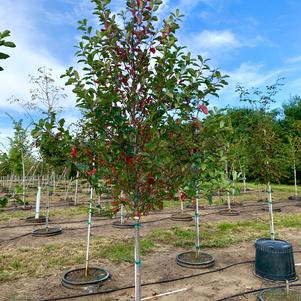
[225,160,231,210]
[294,160,298,199]
[52,171,56,195]
[45,174,50,231]
[120,204,124,224]
[227,192,231,210]
[64,177,73,201]
[243,171,246,193]
[21,149,26,208]
[134,216,141,301]
[267,182,275,240]
[35,177,41,219]
[232,181,235,205]
[195,198,200,256]
[85,187,93,276]
[74,171,79,206]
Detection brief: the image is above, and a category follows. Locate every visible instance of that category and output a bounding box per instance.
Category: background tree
[236,80,285,240]
[32,112,71,229]
[10,66,66,123]
[10,67,69,194]
[0,30,15,71]
[282,96,301,198]
[7,118,32,208]
[0,152,11,177]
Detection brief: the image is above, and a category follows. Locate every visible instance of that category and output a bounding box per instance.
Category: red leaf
[199,104,209,115]
[126,157,133,165]
[180,191,187,201]
[150,47,156,54]
[148,176,155,186]
[71,147,77,158]
[87,168,97,176]
[111,201,119,206]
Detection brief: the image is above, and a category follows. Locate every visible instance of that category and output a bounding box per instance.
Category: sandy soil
[1,191,301,301]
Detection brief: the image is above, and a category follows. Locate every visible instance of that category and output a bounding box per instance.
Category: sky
[1,0,301,151]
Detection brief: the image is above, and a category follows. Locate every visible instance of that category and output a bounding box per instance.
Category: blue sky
[1,0,301,151]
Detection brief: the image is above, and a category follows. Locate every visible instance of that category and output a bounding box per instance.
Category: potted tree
[176,107,228,268]
[31,112,69,236]
[237,81,297,283]
[62,0,227,298]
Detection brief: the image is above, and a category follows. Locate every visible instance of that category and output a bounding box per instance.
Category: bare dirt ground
[1,188,301,301]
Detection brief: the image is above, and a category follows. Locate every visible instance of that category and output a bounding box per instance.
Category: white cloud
[193,30,240,49]
[41,0,95,26]
[178,0,213,10]
[0,1,77,115]
[286,56,301,64]
[228,62,278,87]
[0,0,80,154]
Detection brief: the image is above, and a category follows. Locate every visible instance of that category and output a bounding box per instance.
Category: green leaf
[0,52,10,60]
[0,30,10,39]
[3,41,16,48]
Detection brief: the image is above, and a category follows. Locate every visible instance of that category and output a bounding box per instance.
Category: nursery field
[1,183,301,301]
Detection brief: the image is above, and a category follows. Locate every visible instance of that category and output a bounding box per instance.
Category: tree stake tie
[134,222,141,229]
[135,260,142,267]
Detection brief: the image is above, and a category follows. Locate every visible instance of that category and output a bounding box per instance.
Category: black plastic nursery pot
[218,208,240,216]
[32,227,62,237]
[111,220,135,228]
[288,196,301,201]
[61,267,110,290]
[20,205,32,210]
[255,238,297,282]
[257,288,301,301]
[171,213,193,221]
[261,207,282,212]
[186,204,205,210]
[176,251,215,269]
[25,216,46,223]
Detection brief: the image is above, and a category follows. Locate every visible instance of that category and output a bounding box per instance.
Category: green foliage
[0,152,11,176]
[62,0,228,216]
[236,77,284,110]
[0,197,8,208]
[6,118,32,176]
[0,30,15,71]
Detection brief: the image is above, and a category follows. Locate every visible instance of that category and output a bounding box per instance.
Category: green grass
[148,218,269,249]
[94,238,155,262]
[0,205,89,222]
[0,236,156,282]
[148,213,301,250]
[275,214,301,228]
[0,210,34,221]
[237,182,295,193]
